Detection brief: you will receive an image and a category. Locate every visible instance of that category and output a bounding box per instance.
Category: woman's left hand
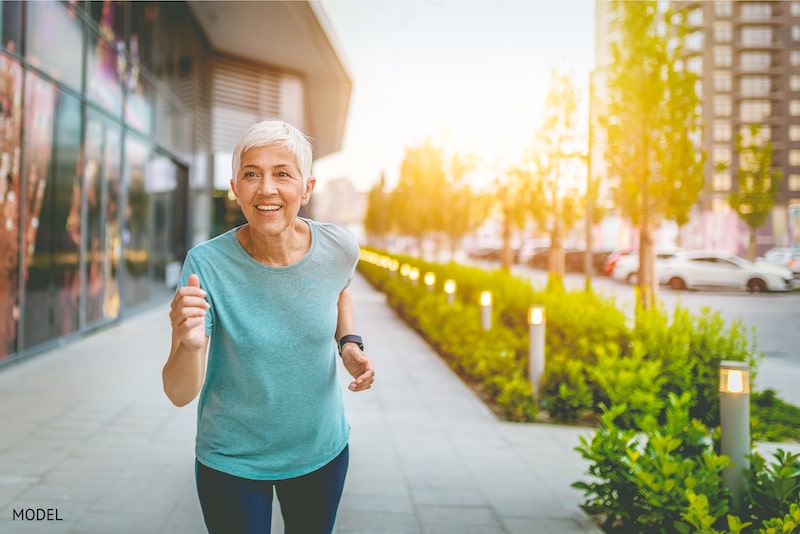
[341,345,375,392]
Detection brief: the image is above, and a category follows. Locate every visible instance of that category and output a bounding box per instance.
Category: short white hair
[231,120,313,184]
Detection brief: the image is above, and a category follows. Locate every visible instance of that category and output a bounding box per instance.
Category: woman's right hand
[170,273,210,350]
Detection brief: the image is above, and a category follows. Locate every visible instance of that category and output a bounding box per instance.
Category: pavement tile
[0,273,606,533]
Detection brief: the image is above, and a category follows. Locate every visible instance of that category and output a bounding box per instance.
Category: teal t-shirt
[179,218,359,480]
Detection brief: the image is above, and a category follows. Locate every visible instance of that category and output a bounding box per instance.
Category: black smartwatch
[338,334,364,356]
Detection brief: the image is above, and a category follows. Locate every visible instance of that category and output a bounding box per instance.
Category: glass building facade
[0,0,350,363]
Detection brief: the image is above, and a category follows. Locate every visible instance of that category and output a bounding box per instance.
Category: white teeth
[256,205,281,212]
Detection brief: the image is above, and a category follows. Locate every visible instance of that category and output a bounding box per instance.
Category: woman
[163,120,375,533]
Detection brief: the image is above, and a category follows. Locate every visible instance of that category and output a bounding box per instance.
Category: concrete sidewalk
[0,273,602,533]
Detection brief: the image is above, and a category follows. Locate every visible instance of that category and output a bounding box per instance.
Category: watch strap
[338,334,364,355]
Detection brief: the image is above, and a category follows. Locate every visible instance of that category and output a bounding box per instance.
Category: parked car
[603,247,635,276]
[661,250,794,293]
[611,249,680,285]
[528,248,612,274]
[757,247,800,280]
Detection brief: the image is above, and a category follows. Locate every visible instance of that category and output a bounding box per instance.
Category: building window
[741,2,772,21]
[714,71,732,92]
[793,26,800,42]
[791,100,800,116]
[686,31,704,51]
[687,56,703,74]
[714,95,732,116]
[714,46,732,67]
[791,75,800,92]
[740,100,771,121]
[789,174,800,191]
[740,75,771,97]
[790,150,800,166]
[790,125,800,141]
[714,21,732,43]
[792,2,800,17]
[688,7,703,26]
[740,124,771,144]
[791,51,800,67]
[713,172,732,191]
[741,27,773,46]
[714,121,732,141]
[714,146,732,167]
[712,198,732,213]
[715,1,732,17]
[740,51,771,72]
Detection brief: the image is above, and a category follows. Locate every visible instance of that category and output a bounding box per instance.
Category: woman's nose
[257,175,278,194]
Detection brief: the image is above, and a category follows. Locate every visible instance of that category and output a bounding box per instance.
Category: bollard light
[479,290,492,331]
[719,360,750,514]
[409,267,420,285]
[389,259,400,275]
[444,279,457,305]
[400,263,411,278]
[424,272,436,291]
[528,305,546,397]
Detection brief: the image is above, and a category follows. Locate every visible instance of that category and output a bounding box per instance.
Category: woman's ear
[229,178,239,204]
[302,177,317,205]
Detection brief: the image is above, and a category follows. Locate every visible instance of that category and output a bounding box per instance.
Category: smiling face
[230,144,316,239]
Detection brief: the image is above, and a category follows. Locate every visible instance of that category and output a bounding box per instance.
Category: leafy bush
[573,393,731,532]
[359,248,800,532]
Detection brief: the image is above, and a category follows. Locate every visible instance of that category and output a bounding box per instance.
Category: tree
[728,124,781,260]
[390,140,448,257]
[527,68,585,279]
[363,172,392,249]
[601,1,705,310]
[441,153,489,260]
[494,166,531,271]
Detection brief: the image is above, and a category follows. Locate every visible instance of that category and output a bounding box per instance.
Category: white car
[661,250,794,293]
[758,247,800,280]
[611,250,680,285]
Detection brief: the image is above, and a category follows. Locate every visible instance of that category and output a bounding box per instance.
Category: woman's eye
[243,171,259,179]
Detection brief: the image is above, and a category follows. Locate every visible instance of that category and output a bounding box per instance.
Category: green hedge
[358,248,800,533]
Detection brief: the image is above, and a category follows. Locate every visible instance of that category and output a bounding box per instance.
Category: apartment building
[593,0,800,253]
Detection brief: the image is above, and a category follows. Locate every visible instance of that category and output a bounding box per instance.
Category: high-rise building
[677,0,800,253]
[593,0,800,253]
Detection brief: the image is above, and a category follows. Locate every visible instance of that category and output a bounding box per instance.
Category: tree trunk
[501,211,514,271]
[549,223,565,277]
[748,228,758,260]
[637,223,658,311]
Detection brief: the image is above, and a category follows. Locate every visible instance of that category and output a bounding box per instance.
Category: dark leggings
[195,445,349,534]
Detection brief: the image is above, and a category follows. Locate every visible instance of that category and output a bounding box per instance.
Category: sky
[313,0,597,192]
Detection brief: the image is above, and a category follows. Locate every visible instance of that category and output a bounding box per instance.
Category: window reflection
[84,116,121,325]
[0,54,22,359]
[124,136,150,306]
[23,75,82,348]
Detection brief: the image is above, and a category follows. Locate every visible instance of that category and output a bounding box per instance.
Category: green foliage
[359,248,800,532]
[729,124,782,260]
[631,305,761,428]
[752,390,800,443]
[573,393,731,532]
[746,449,800,525]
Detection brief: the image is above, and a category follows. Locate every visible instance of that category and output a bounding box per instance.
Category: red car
[603,248,635,276]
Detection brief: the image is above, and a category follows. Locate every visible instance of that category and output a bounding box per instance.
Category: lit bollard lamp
[444,279,457,305]
[424,272,436,291]
[479,290,492,331]
[528,305,546,397]
[409,267,420,286]
[720,360,750,514]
